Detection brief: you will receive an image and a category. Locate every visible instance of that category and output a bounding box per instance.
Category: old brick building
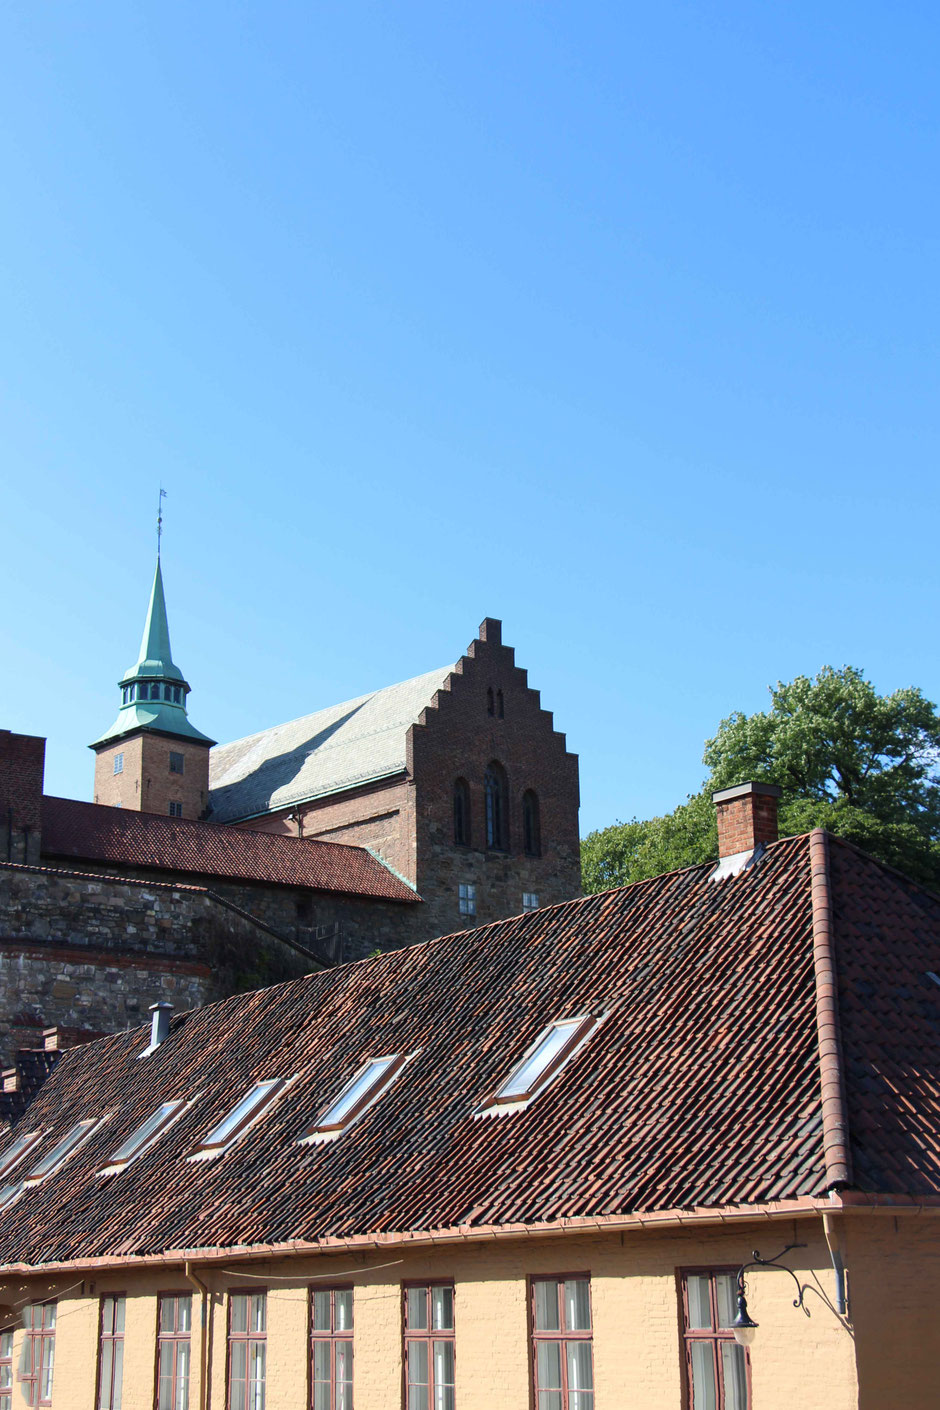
[0,557,581,1061]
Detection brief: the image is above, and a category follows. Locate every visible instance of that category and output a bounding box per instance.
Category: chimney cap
[148,1001,174,1014]
[712,781,782,805]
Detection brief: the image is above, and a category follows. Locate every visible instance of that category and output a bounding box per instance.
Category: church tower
[90,557,215,819]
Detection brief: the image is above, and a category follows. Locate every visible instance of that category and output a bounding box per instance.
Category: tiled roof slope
[207,665,454,822]
[2,833,939,1271]
[40,796,417,903]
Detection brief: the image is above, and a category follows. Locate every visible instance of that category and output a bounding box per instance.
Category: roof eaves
[808,829,853,1190]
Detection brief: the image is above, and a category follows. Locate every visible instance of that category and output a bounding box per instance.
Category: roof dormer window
[191,1079,289,1160]
[488,1015,601,1109]
[99,1100,186,1175]
[0,1130,43,1180]
[24,1118,102,1185]
[302,1054,408,1142]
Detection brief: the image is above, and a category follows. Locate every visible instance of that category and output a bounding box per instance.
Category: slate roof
[40,796,417,903]
[2,831,939,1272]
[207,665,454,823]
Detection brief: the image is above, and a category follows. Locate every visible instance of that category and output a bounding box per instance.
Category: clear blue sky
[1,2,938,835]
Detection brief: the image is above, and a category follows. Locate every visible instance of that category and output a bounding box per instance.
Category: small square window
[523,892,539,912]
[169,752,185,775]
[113,754,124,776]
[458,883,476,917]
[168,801,183,818]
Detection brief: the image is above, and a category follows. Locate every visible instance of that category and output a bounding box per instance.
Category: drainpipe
[185,1263,212,1410]
[822,1211,849,1317]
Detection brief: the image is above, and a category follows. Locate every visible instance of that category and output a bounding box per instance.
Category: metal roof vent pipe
[139,1001,174,1058]
[711,781,782,881]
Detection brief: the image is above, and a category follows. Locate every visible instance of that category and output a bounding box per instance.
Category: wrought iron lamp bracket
[737,1242,810,1315]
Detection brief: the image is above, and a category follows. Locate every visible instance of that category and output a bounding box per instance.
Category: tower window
[484,762,508,851]
[523,790,541,857]
[151,682,162,700]
[458,883,476,917]
[169,752,185,775]
[453,778,471,847]
[168,801,183,818]
[497,689,504,718]
[164,684,173,701]
[113,754,124,776]
[121,687,129,705]
[173,686,183,703]
[487,687,495,717]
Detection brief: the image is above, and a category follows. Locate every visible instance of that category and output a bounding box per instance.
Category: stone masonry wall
[409,619,582,939]
[0,862,316,1067]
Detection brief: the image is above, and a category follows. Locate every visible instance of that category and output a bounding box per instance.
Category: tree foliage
[581,666,940,893]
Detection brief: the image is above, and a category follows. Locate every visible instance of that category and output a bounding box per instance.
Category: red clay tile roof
[1,831,939,1270]
[40,796,417,903]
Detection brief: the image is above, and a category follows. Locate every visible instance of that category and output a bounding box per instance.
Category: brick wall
[94,733,211,820]
[408,619,582,937]
[0,730,44,865]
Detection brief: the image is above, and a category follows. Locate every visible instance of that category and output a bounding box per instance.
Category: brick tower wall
[94,734,211,819]
[408,618,581,939]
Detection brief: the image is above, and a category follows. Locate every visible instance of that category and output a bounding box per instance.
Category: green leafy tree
[582,666,940,893]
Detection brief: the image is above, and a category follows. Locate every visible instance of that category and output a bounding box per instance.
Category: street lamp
[731,1243,808,1346]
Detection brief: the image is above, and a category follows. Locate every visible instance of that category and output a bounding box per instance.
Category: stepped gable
[41,795,417,903]
[1,831,938,1271]
[208,665,454,823]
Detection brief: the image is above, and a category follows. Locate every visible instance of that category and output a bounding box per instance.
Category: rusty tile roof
[40,796,417,903]
[2,831,939,1270]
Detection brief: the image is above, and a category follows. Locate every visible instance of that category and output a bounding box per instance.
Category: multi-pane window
[97,1296,125,1410]
[168,801,183,818]
[681,1271,749,1410]
[458,884,476,917]
[403,1285,455,1410]
[531,1277,593,1410]
[522,893,539,913]
[169,752,185,774]
[228,1292,266,1410]
[0,1328,12,1410]
[113,753,124,775]
[21,1303,56,1407]
[311,1288,353,1410]
[157,1294,192,1410]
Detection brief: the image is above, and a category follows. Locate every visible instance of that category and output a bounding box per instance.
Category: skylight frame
[488,1014,601,1109]
[190,1078,291,1161]
[23,1117,103,1186]
[97,1099,188,1177]
[301,1053,410,1143]
[0,1129,43,1180]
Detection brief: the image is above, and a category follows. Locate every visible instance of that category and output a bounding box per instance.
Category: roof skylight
[0,1130,43,1180]
[24,1119,101,1185]
[303,1054,407,1141]
[192,1079,287,1159]
[100,1100,186,1175]
[492,1015,599,1106]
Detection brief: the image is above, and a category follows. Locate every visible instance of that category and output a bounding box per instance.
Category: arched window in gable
[453,778,471,847]
[484,762,508,851]
[523,790,541,857]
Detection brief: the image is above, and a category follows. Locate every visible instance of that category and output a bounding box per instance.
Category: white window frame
[458,883,476,917]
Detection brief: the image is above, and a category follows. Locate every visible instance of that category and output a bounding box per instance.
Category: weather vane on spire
[157,487,167,557]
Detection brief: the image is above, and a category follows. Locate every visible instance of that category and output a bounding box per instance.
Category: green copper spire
[90,556,216,749]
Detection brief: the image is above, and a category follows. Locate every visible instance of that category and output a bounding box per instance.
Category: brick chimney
[713,781,782,859]
[0,730,45,866]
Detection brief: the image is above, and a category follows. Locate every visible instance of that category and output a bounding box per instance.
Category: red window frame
[96,1295,125,1410]
[402,1282,455,1410]
[530,1274,594,1410]
[310,1286,353,1410]
[227,1290,266,1410]
[19,1303,56,1407]
[156,1292,193,1410]
[679,1268,751,1410]
[0,1325,12,1410]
